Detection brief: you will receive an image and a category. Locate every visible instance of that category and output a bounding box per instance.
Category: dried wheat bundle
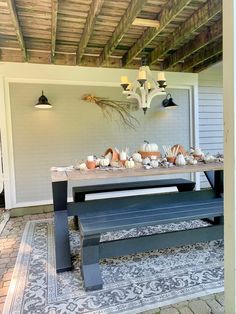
[82,94,139,130]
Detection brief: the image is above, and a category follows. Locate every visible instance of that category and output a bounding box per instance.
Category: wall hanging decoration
[81,94,139,130]
[120,56,167,114]
[35,91,52,109]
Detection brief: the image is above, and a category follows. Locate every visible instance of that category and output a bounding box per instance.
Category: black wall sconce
[162,93,178,108]
[35,91,52,109]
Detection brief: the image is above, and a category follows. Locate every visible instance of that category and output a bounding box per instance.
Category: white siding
[198,63,223,188]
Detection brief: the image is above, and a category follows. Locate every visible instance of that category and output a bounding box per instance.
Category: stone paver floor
[0,213,224,314]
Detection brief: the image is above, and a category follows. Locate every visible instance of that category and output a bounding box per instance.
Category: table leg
[52,181,72,272]
[204,170,223,197]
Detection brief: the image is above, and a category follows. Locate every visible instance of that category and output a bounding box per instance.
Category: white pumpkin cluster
[75,143,213,171]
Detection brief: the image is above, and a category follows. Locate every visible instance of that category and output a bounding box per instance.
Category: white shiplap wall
[9,83,191,205]
[198,63,223,187]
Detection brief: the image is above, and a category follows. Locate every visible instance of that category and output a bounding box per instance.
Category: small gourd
[125,158,135,168]
[150,160,159,168]
[99,158,110,167]
[189,158,197,165]
[204,155,215,163]
[140,140,159,152]
[132,152,142,163]
[79,163,87,170]
[175,153,186,166]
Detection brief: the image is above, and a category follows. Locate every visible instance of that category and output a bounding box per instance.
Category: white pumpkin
[150,160,159,168]
[125,159,135,168]
[189,158,197,165]
[100,158,110,167]
[132,152,142,163]
[204,155,215,163]
[175,154,186,166]
[140,141,158,152]
[79,163,87,170]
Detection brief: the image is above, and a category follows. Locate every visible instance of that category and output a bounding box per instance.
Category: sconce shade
[162,93,178,108]
[35,91,52,109]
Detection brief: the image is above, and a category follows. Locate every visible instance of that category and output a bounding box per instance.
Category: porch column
[223,1,236,312]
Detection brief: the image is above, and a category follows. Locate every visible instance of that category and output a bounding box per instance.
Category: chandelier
[120,57,167,114]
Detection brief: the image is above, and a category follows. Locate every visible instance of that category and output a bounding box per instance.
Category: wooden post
[223,1,236,312]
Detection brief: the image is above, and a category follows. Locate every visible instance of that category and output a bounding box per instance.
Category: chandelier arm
[123,90,142,108]
[146,89,166,109]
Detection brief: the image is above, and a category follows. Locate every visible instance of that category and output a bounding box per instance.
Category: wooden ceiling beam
[51,0,58,58]
[6,0,27,61]
[175,39,222,72]
[99,0,148,65]
[150,0,222,65]
[132,18,160,28]
[163,18,222,70]
[123,0,191,66]
[76,0,104,64]
[193,53,222,73]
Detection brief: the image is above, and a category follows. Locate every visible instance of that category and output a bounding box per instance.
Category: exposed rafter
[163,18,222,70]
[0,0,223,71]
[193,53,222,73]
[99,0,148,65]
[51,0,58,58]
[176,39,222,72]
[6,0,27,61]
[123,0,192,66]
[150,0,222,65]
[76,0,104,64]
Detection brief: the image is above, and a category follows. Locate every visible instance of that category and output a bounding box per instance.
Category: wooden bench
[72,178,196,229]
[74,189,223,291]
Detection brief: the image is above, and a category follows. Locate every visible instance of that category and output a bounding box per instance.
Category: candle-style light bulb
[121,76,129,84]
[157,71,166,81]
[138,69,146,80]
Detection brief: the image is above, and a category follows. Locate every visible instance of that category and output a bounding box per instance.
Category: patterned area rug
[3,219,224,314]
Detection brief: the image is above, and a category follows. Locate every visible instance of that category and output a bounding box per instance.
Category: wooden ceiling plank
[76,0,104,64]
[100,0,148,65]
[193,53,222,73]
[51,0,58,57]
[150,0,222,65]
[123,0,192,66]
[6,0,27,61]
[132,18,160,28]
[164,18,222,70]
[179,39,222,72]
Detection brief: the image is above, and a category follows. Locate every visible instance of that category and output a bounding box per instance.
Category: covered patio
[0,0,234,313]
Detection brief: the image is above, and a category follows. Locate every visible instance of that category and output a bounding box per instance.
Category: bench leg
[73,193,85,231]
[80,233,103,291]
[177,183,195,192]
[214,216,224,225]
[73,216,79,230]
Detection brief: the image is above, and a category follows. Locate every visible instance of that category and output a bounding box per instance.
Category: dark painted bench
[72,178,196,229]
[75,189,223,291]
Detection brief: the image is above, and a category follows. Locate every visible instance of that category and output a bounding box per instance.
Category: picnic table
[51,162,224,291]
